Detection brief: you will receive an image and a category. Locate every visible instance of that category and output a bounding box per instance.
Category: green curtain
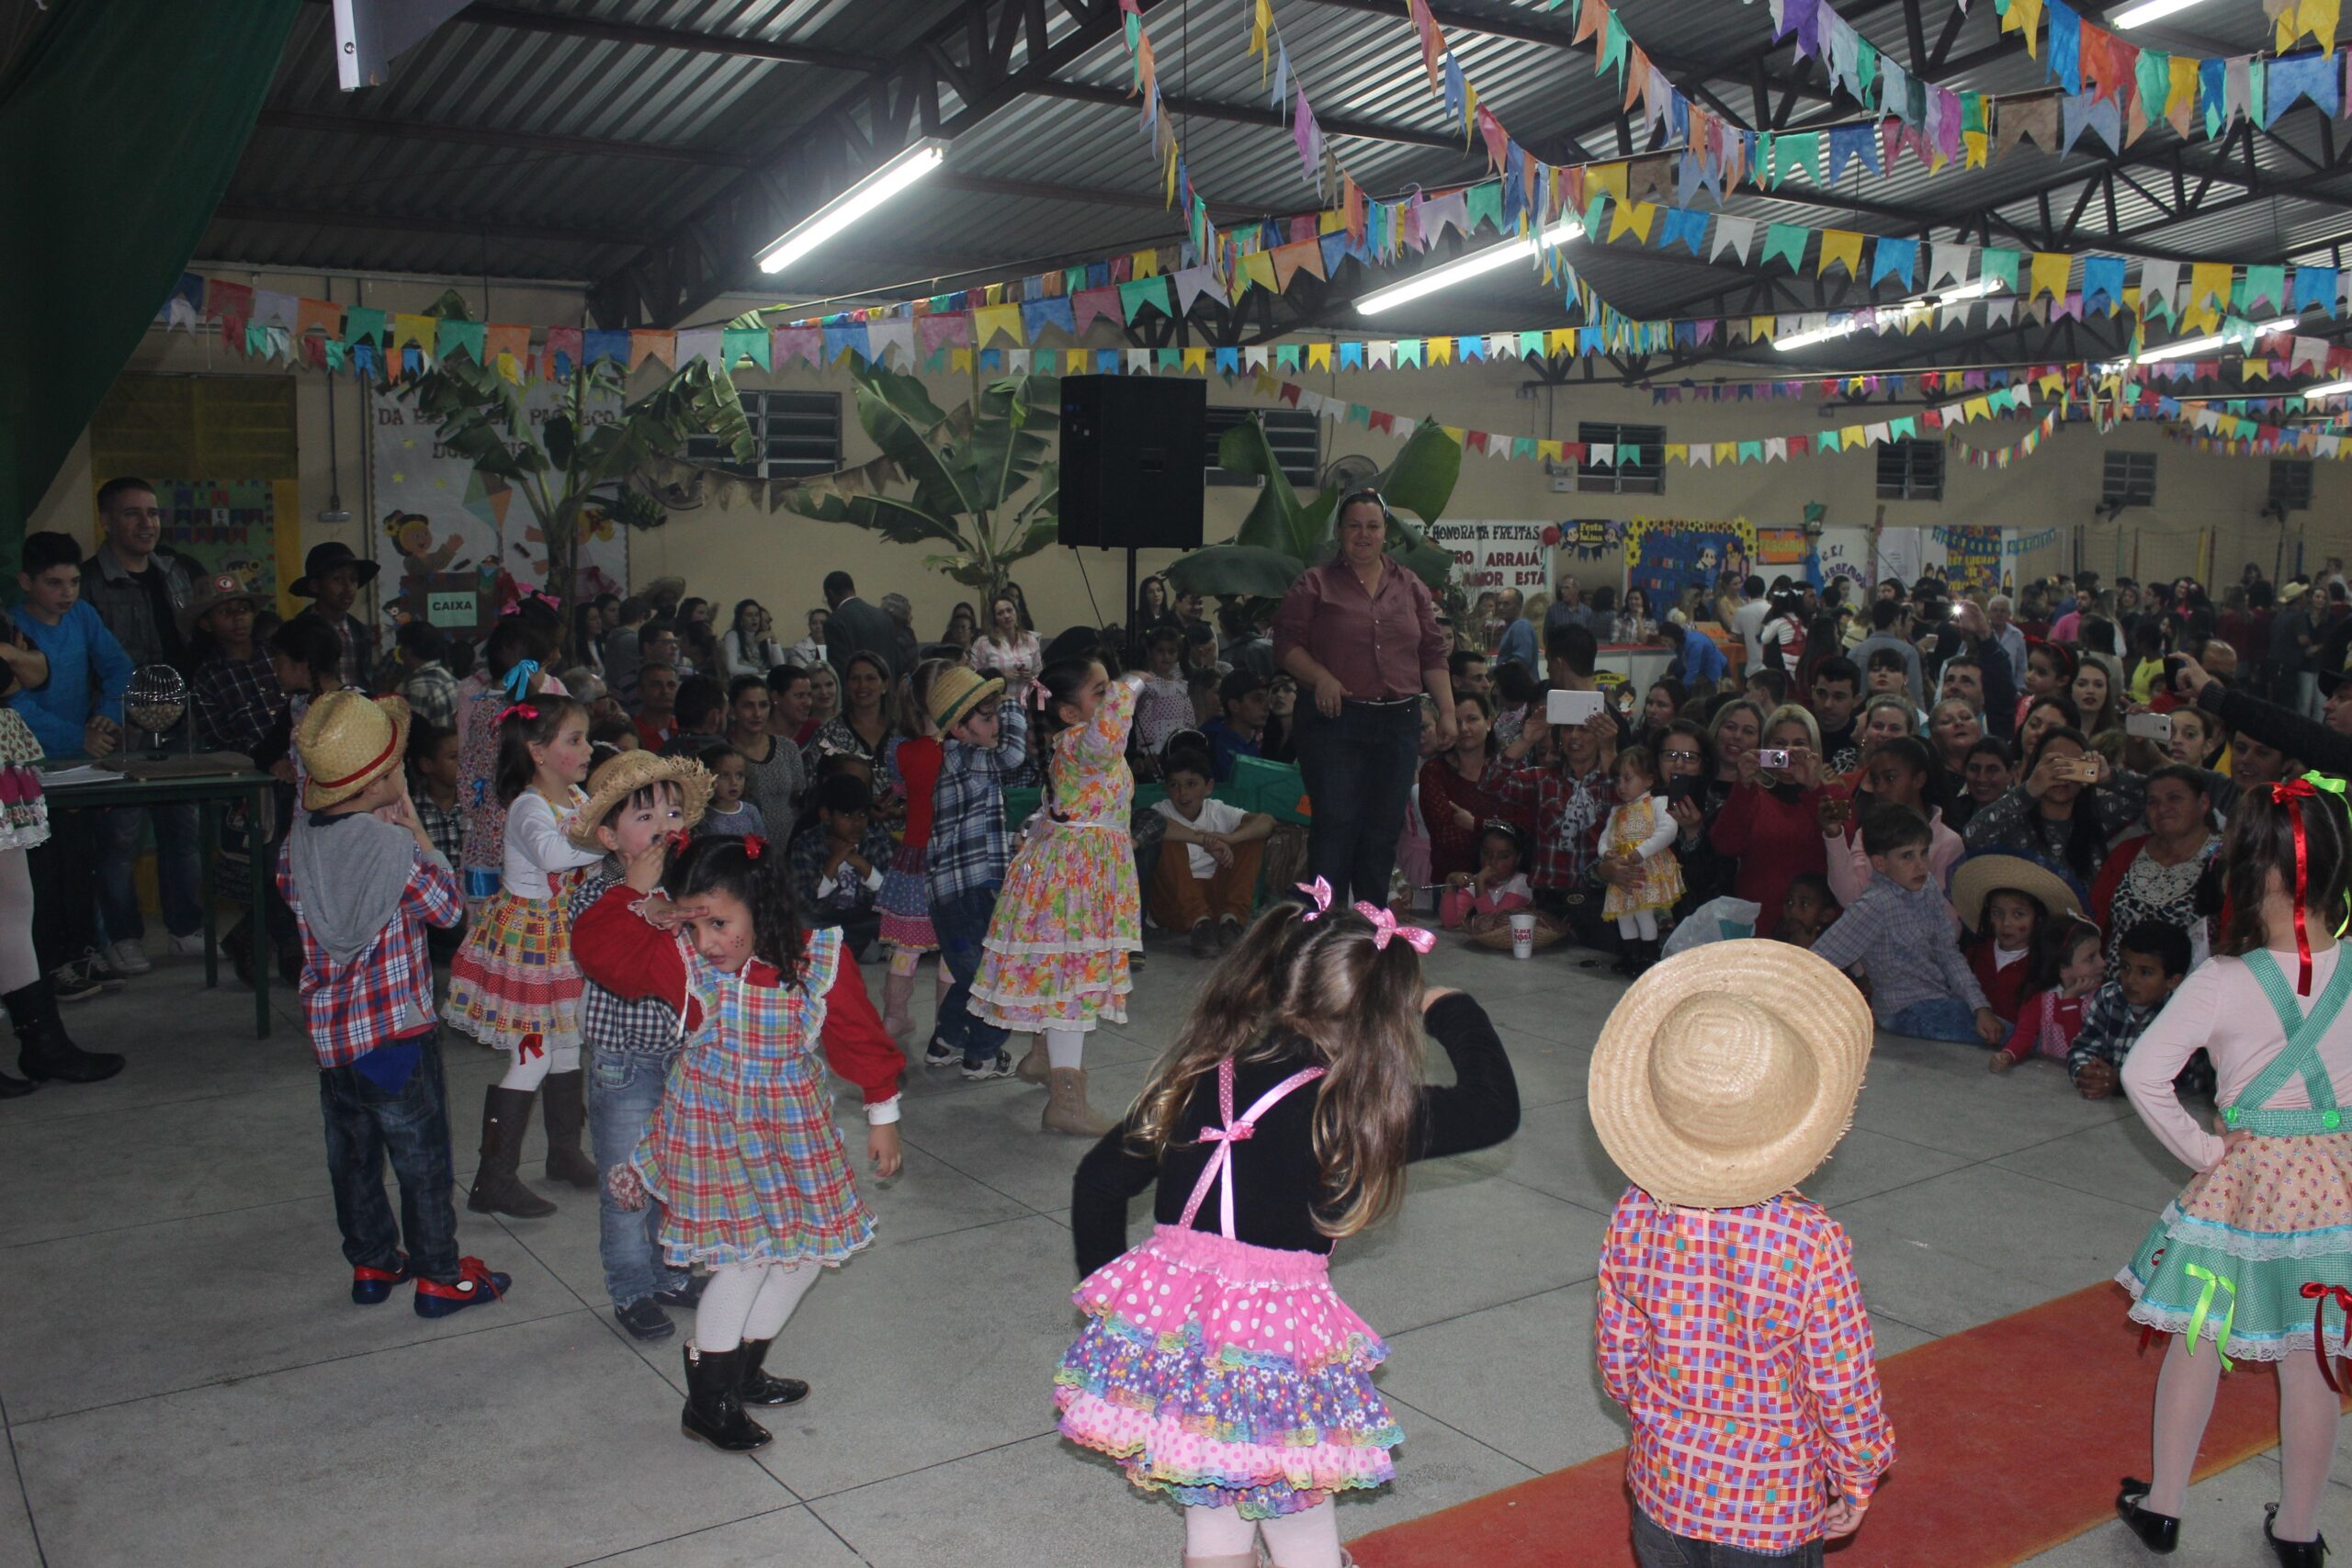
[0,0,300,583]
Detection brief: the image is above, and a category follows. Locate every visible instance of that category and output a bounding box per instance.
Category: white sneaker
[167,931,207,957]
[105,939,153,976]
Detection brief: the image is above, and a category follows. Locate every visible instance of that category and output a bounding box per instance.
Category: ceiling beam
[1023,79,1467,153]
[255,107,752,169]
[211,202,659,250]
[440,1,886,74]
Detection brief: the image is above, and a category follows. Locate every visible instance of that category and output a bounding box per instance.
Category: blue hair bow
[501,659,540,702]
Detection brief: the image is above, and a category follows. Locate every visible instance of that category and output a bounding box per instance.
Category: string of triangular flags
[1951,405,2064,469]
[1987,0,2343,134]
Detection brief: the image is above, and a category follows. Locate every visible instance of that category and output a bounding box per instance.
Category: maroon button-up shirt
[1271,556,1448,703]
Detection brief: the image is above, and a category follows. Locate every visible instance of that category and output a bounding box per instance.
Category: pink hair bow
[1296,877,1334,919]
[1353,901,1436,953]
[501,586,562,616]
[495,702,538,726]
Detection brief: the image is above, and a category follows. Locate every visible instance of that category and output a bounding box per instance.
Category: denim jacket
[81,545,200,674]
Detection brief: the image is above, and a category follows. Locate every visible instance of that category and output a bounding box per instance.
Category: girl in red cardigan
[1951,853,2080,1023]
[577,833,906,1454]
[1990,917,2103,1073]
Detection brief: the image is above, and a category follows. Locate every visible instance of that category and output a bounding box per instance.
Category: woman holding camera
[1707,704,1830,925]
[1962,726,2148,888]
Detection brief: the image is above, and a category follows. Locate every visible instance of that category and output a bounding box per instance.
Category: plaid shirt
[1494,762,1613,889]
[927,698,1030,903]
[191,649,283,755]
[277,823,461,1068]
[2067,979,2161,1082]
[1810,873,1987,1023]
[1598,1187,1894,1554]
[566,864,689,1055]
[412,781,467,868]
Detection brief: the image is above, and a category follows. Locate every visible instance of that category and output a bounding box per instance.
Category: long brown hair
[2216,781,2352,958]
[1130,902,1428,1239]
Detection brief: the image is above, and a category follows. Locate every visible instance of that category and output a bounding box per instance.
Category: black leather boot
[681,1343,771,1451]
[0,1065,32,1098]
[7,978,122,1084]
[2117,1478,2180,1554]
[738,1337,809,1407]
[538,1069,598,1189]
[465,1086,555,1218]
[2268,1505,2329,1566]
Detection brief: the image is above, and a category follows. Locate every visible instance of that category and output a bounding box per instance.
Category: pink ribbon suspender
[1176,1056,1328,1240]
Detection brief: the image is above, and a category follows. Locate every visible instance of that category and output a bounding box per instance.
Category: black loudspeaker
[1057,375,1206,550]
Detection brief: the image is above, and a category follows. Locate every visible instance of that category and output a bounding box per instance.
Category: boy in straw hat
[563,748,715,1340]
[921,665,1027,1079]
[1590,940,1894,1563]
[284,691,512,1317]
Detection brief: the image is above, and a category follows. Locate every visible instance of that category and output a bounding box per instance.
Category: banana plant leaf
[853,366,978,523]
[954,374,1057,513]
[780,484,964,548]
[1163,545,1318,600]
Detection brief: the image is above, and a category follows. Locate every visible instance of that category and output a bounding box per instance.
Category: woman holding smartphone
[1962,726,2147,888]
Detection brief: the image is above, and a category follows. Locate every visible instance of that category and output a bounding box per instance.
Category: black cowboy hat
[290,541,381,599]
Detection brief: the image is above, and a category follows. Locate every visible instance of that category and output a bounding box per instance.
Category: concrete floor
[6,938,2352,1568]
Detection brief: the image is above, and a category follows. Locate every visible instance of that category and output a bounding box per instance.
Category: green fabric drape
[0,0,300,583]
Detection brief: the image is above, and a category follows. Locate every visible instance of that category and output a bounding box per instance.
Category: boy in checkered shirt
[921,668,1028,1078]
[282,691,510,1318]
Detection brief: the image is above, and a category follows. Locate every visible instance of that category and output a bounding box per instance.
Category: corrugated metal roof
[198,0,2352,365]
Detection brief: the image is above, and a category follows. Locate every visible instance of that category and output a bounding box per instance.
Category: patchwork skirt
[443,889,582,1053]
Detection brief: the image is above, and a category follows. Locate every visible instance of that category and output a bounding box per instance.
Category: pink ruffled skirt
[1053,1224,1401,1519]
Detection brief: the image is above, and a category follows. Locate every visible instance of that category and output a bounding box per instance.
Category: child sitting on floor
[1808,805,2003,1044]
[2068,919,2192,1100]
[1775,872,1841,949]
[788,773,889,960]
[1147,743,1272,957]
[1440,820,1534,934]
[1989,916,2103,1077]
[1592,940,1894,1564]
[1953,853,2078,1023]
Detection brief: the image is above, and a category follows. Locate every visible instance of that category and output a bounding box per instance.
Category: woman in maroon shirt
[1272,491,1458,906]
[1419,694,1521,880]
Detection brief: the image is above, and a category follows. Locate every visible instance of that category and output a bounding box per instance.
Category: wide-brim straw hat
[297,692,412,810]
[927,665,1005,732]
[1948,852,2084,931]
[568,749,713,849]
[1588,940,1874,1209]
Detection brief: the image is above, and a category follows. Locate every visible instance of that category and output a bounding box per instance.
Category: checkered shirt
[277,828,462,1068]
[567,864,688,1056]
[1493,762,1614,889]
[413,784,467,869]
[926,697,1029,903]
[1598,1186,1894,1555]
[192,649,284,755]
[2066,979,2161,1083]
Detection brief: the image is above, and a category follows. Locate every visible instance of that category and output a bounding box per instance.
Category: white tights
[495,1034,578,1091]
[1183,1500,1340,1567]
[692,1261,820,1353]
[1616,909,1658,942]
[2146,1331,2339,1541]
[1045,1026,1085,1071]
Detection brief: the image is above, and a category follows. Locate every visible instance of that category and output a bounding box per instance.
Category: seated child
[1809,805,2003,1044]
[1132,626,1194,757]
[1184,666,1223,728]
[1592,940,1894,1563]
[2067,919,2192,1100]
[1147,744,1272,956]
[1989,916,2102,1076]
[695,743,765,840]
[1441,820,1535,933]
[788,773,891,959]
[591,716,640,753]
[1775,872,1841,949]
[1953,854,2075,1021]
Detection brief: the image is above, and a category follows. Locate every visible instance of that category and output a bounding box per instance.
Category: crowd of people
[23,474,2352,1566]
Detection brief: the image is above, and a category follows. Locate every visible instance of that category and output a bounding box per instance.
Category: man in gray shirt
[1543,573,1591,639]
[1849,597,1927,707]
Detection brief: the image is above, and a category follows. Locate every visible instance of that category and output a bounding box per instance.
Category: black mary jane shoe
[2267,1504,2330,1566]
[2116,1478,2179,1554]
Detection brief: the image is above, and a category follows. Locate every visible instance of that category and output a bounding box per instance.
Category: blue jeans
[1886,996,1984,1043]
[1290,698,1423,908]
[1633,1510,1823,1567]
[97,801,203,942]
[318,1033,460,1284]
[932,885,1008,1066]
[589,1044,688,1309]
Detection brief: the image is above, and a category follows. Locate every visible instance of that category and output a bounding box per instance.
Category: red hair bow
[2303,1281,2352,1393]
[2269,777,2321,995]
[664,829,690,853]
[495,702,538,727]
[742,834,766,861]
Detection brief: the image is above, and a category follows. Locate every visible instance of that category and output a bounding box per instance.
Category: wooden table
[44,766,277,1038]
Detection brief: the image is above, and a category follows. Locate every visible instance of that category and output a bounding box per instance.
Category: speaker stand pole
[1125,547,1140,651]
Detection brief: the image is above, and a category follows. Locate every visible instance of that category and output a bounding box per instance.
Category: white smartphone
[2125,712,2172,742]
[1546,688,1606,726]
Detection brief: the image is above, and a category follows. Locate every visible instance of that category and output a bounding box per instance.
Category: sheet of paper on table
[35,763,112,785]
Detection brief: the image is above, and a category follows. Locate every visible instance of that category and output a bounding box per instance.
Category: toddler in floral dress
[1600,746,1684,976]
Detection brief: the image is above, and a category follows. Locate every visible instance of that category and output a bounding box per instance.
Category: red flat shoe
[351,1255,411,1306]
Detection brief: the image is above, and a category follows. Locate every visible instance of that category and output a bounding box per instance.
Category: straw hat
[296,692,412,810]
[1588,940,1874,1209]
[568,749,713,849]
[1948,852,2084,931]
[927,665,1005,732]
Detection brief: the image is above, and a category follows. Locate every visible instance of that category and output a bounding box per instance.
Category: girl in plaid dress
[445,696,604,1218]
[583,834,907,1453]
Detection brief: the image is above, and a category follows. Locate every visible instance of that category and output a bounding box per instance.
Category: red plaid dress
[633,928,876,1269]
[1596,1187,1894,1555]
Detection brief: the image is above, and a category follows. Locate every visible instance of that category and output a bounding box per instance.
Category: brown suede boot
[540,1070,599,1190]
[468,1085,556,1217]
[879,967,915,1042]
[1041,1066,1114,1137]
[1015,1041,1046,1084]
[1182,1556,1256,1568]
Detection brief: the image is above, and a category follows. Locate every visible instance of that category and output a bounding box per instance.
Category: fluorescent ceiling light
[2113,0,2211,27]
[1773,276,2005,352]
[2106,315,2299,369]
[756,138,946,275]
[1355,217,1581,314]
[2306,378,2352,398]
